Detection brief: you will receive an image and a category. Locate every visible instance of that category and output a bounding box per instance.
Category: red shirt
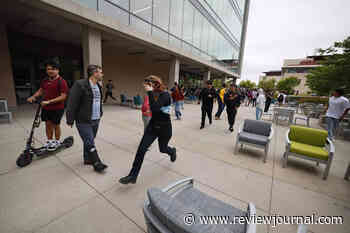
[40,76,68,110]
[141,95,152,117]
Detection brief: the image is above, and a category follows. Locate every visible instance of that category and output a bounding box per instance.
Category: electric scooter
[16,98,74,167]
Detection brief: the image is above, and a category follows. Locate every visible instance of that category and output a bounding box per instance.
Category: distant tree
[306,36,350,96]
[276,77,300,95]
[258,78,276,91]
[239,80,256,89]
[212,79,223,89]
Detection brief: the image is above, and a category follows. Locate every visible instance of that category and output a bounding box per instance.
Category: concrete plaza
[0,103,349,233]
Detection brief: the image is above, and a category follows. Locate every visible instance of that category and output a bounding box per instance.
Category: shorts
[41,109,64,125]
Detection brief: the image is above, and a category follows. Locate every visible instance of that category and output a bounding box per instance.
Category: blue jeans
[175,101,182,119]
[76,120,100,161]
[326,117,339,140]
[215,99,225,118]
[256,107,263,120]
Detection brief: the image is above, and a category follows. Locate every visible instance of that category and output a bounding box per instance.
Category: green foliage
[276,76,300,95]
[212,79,223,89]
[258,78,276,91]
[239,80,256,89]
[306,36,350,95]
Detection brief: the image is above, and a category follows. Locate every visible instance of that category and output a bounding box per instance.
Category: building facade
[1,0,250,108]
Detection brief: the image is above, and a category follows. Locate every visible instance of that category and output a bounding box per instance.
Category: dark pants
[252,98,257,107]
[264,101,271,112]
[215,99,225,118]
[76,120,100,162]
[226,108,237,128]
[104,91,116,103]
[201,104,213,126]
[129,122,174,178]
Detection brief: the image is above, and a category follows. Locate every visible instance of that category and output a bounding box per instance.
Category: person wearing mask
[224,84,241,132]
[119,75,177,184]
[198,81,216,129]
[215,84,226,120]
[325,89,350,141]
[27,60,68,151]
[66,65,108,173]
[103,80,117,103]
[256,89,266,120]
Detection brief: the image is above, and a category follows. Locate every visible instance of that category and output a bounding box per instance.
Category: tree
[306,36,350,95]
[239,80,256,89]
[258,78,276,91]
[212,79,223,89]
[276,77,300,95]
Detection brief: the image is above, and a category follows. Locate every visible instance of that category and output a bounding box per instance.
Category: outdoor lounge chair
[283,125,335,180]
[143,178,257,233]
[235,119,273,163]
[0,99,12,123]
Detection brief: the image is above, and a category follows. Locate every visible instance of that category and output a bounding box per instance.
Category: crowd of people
[26,60,350,184]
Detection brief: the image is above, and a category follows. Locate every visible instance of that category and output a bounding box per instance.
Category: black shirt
[148,91,171,124]
[199,87,217,106]
[224,90,241,109]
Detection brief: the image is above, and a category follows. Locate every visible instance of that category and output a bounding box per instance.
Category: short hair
[45,59,60,70]
[207,81,212,85]
[222,84,226,88]
[87,64,102,77]
[335,89,344,96]
[108,80,112,82]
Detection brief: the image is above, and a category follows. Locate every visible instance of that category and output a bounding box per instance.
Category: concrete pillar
[0,24,17,108]
[82,25,102,78]
[202,70,211,86]
[168,58,180,89]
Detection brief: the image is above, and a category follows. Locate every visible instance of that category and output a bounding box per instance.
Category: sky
[241,0,350,84]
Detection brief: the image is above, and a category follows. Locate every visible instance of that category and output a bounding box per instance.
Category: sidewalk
[0,104,349,233]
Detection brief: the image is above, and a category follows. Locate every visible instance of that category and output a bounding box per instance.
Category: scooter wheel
[16,152,33,168]
[63,136,74,148]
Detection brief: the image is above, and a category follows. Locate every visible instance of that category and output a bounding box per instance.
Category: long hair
[147,75,166,92]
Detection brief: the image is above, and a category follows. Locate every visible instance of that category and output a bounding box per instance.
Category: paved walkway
[0,103,349,233]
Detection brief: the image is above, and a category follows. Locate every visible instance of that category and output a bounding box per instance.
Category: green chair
[283,125,335,180]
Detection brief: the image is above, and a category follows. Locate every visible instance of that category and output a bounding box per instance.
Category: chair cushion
[290,142,329,160]
[147,188,246,233]
[289,125,327,147]
[243,119,271,136]
[239,132,269,146]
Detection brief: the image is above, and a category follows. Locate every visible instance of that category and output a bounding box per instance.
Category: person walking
[252,89,258,107]
[198,80,216,129]
[141,89,152,131]
[264,91,273,112]
[66,64,108,173]
[224,84,241,132]
[119,75,177,184]
[27,60,68,151]
[171,84,183,120]
[325,89,350,141]
[256,89,266,120]
[103,80,117,103]
[215,84,226,120]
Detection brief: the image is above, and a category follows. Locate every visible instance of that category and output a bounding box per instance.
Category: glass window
[100,1,129,25]
[231,13,242,41]
[130,15,151,35]
[131,0,152,23]
[169,0,183,38]
[72,0,97,9]
[182,0,194,44]
[107,0,129,10]
[153,0,170,31]
[193,10,203,49]
[152,27,169,42]
[169,35,182,49]
[235,0,245,13]
[200,19,209,53]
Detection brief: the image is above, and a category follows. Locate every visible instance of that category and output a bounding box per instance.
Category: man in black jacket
[66,64,108,173]
[224,84,241,132]
[198,80,217,129]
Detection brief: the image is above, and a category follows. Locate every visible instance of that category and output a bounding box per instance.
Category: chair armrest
[238,122,244,135]
[285,129,291,145]
[246,203,257,233]
[268,127,274,141]
[326,138,335,153]
[162,177,194,193]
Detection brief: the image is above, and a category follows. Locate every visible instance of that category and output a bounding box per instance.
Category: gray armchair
[143,178,256,233]
[235,119,274,163]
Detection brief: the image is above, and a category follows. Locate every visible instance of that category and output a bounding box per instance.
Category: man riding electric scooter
[27,60,68,151]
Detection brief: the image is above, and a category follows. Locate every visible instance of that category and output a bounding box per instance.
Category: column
[202,70,211,86]
[0,24,17,108]
[168,58,180,89]
[82,25,102,78]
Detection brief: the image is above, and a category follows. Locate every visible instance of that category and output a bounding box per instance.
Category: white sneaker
[47,140,57,151]
[44,140,52,149]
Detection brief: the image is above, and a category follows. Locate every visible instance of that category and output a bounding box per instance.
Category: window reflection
[182,0,194,44]
[101,0,129,25]
[169,0,183,38]
[131,0,152,22]
[153,0,170,31]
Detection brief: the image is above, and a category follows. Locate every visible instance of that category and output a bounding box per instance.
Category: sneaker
[119,175,137,184]
[170,148,177,162]
[44,140,52,149]
[229,127,234,132]
[47,140,57,151]
[200,125,204,129]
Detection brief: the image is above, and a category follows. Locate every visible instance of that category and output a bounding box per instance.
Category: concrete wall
[283,73,311,94]
[0,25,16,108]
[102,44,171,100]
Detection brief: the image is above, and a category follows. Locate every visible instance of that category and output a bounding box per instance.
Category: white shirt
[256,94,266,109]
[326,96,350,119]
[89,80,101,120]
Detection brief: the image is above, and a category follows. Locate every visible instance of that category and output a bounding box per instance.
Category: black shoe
[209,120,212,124]
[200,125,204,129]
[93,162,108,173]
[170,148,177,162]
[84,160,93,165]
[119,175,137,184]
[229,127,234,132]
